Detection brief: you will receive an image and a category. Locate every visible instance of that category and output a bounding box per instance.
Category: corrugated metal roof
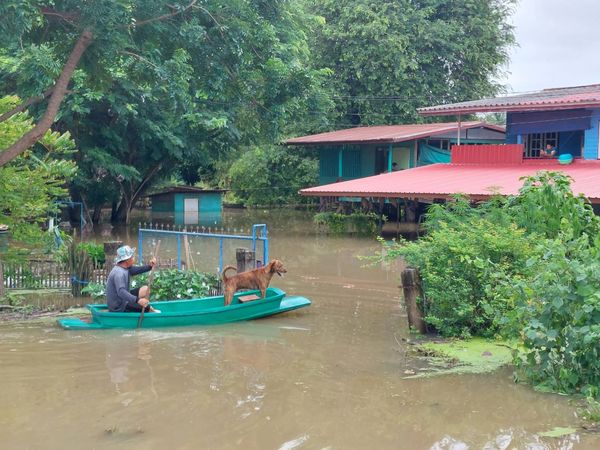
[285,121,505,145]
[299,160,600,203]
[419,83,600,116]
[146,186,226,197]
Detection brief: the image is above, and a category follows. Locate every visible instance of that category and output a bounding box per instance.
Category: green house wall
[151,192,223,214]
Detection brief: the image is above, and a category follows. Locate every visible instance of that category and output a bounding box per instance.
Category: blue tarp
[417,143,451,166]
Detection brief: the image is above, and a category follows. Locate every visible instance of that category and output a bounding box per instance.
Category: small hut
[146,186,225,225]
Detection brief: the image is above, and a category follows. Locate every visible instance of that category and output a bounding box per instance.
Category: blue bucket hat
[115,245,136,263]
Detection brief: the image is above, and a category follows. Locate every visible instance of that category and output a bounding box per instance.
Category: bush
[135,269,220,300]
[378,171,600,396]
[508,234,600,397]
[77,242,105,266]
[226,145,318,207]
[385,217,536,338]
[314,211,383,235]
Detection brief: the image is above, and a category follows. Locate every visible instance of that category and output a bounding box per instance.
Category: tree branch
[0,87,54,123]
[120,50,159,69]
[131,0,197,28]
[0,29,93,167]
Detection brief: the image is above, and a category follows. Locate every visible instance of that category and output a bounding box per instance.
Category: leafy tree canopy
[0,0,331,221]
[308,0,516,126]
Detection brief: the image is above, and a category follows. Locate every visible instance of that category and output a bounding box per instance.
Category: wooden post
[236,248,255,273]
[400,267,427,334]
[0,260,4,297]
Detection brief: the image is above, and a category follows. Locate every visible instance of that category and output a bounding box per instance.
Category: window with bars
[524,132,558,158]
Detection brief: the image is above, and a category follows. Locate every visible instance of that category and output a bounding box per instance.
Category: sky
[503,0,600,93]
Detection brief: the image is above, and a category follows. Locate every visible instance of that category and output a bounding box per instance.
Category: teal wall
[152,192,223,214]
[173,193,223,213]
[150,194,173,213]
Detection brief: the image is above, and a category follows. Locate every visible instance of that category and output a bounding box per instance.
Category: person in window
[540,144,557,158]
[106,245,160,313]
[392,162,400,171]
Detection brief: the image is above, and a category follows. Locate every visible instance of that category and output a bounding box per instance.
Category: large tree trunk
[0,29,93,167]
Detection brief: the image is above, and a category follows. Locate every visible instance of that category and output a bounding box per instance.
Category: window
[524,132,558,158]
[427,139,450,150]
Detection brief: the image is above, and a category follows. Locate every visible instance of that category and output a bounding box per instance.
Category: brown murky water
[1,209,598,449]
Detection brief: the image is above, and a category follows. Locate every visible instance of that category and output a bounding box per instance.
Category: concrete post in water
[400,267,427,334]
[236,248,255,273]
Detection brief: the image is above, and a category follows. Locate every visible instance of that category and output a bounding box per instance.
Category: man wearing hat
[106,245,159,313]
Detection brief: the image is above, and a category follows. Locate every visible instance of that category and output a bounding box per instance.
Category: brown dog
[221,259,287,306]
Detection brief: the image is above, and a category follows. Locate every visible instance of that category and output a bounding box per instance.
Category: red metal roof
[300,159,600,203]
[285,121,505,145]
[419,83,600,116]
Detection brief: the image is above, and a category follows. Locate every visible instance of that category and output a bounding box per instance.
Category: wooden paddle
[137,240,161,329]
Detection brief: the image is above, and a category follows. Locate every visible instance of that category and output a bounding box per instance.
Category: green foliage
[385,217,536,338]
[77,242,105,266]
[133,269,220,301]
[309,0,516,125]
[83,269,220,300]
[226,145,318,207]
[81,282,105,299]
[509,235,600,397]
[0,96,77,255]
[378,171,600,396]
[0,1,332,220]
[579,397,600,423]
[314,211,382,235]
[507,171,600,240]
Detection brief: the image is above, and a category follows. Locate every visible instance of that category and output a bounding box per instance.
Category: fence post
[400,267,427,334]
[0,260,4,297]
[236,248,255,273]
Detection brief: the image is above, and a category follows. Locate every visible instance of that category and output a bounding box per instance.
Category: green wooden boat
[57,287,310,330]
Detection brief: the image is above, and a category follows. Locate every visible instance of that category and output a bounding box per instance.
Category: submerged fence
[0,258,180,293]
[137,223,269,273]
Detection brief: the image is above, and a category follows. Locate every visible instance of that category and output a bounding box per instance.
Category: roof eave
[419,101,600,116]
[285,122,503,146]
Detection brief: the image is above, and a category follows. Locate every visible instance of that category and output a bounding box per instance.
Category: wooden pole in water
[400,267,427,334]
[0,260,4,297]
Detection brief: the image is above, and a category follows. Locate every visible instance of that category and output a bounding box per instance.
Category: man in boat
[106,245,159,313]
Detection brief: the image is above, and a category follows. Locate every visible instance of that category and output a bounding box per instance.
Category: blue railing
[137,224,269,272]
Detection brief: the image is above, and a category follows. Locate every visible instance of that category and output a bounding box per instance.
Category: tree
[308,0,516,126]
[227,145,318,207]
[0,0,332,222]
[0,96,77,254]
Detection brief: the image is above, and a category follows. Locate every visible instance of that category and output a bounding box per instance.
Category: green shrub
[314,211,382,235]
[77,242,105,266]
[384,217,536,338]
[378,171,600,397]
[135,269,220,300]
[508,235,600,397]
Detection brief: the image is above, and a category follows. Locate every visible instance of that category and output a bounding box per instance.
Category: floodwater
[1,209,598,449]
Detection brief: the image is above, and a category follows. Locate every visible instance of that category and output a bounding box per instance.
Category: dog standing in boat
[221,259,287,306]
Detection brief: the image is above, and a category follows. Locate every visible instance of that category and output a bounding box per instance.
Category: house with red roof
[285,122,505,186]
[297,84,600,217]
